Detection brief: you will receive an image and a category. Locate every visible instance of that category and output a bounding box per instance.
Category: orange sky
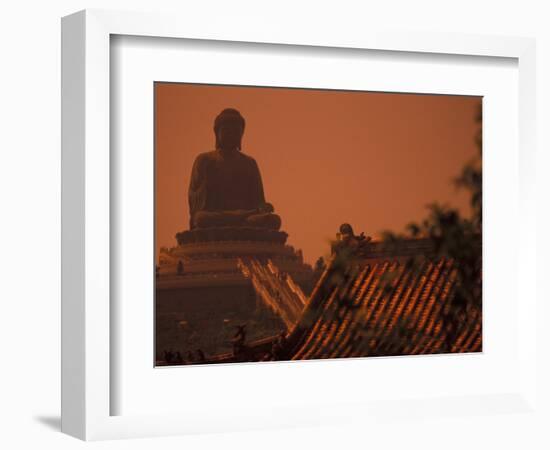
[155,83,481,265]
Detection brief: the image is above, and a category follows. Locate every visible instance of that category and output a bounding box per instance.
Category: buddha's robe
[188,150,281,230]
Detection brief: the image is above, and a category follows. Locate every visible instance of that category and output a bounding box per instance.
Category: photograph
[154,83,482,366]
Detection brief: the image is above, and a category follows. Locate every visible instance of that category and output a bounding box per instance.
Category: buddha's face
[217,119,243,150]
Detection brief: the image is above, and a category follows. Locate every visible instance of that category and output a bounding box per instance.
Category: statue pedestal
[175,226,288,246]
[155,228,313,358]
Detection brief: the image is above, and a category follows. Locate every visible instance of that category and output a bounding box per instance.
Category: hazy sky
[155,83,481,265]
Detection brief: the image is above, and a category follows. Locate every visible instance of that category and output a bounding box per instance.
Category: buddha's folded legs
[194,210,281,230]
[245,213,281,230]
[193,210,246,228]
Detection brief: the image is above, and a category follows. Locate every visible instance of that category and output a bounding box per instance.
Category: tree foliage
[380,103,483,351]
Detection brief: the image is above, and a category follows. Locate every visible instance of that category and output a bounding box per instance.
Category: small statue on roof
[331,223,372,256]
[231,324,247,356]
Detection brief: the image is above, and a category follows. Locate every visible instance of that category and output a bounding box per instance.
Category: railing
[238,258,307,331]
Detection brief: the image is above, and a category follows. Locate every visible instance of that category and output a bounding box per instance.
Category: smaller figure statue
[312,256,327,284]
[331,223,372,256]
[314,256,326,273]
[195,348,206,363]
[271,331,287,361]
[232,324,247,356]
[177,260,184,276]
[164,349,174,364]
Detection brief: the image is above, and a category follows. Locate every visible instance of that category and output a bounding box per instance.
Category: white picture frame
[61,9,538,441]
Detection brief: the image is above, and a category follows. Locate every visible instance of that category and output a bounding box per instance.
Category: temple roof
[242,238,482,361]
[285,253,481,360]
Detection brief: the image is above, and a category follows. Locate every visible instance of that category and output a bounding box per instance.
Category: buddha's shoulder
[191,151,217,168]
[193,150,258,165]
[194,150,218,161]
[236,151,259,166]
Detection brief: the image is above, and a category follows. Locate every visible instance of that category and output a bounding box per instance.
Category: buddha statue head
[214,108,245,152]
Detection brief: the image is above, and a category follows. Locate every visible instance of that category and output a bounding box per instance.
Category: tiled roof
[286,252,482,360]
[186,238,482,365]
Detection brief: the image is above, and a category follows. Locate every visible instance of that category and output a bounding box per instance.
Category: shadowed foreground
[157,238,481,366]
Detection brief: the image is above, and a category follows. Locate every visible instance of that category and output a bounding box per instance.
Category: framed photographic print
[61,9,538,441]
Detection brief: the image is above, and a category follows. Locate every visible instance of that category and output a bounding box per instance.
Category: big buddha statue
[176,108,286,245]
[159,109,313,359]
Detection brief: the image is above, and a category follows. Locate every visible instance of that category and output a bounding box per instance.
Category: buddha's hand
[258,202,274,214]
[225,209,257,217]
